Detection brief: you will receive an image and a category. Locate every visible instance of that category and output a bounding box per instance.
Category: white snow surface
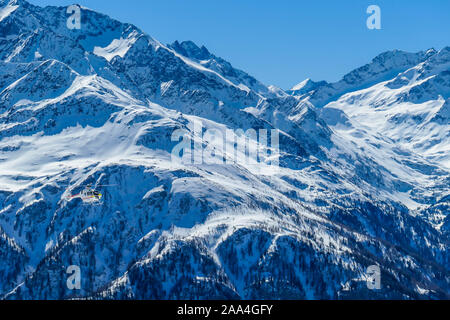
[0,0,448,300]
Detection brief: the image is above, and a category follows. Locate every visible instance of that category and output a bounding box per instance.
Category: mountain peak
[169,40,212,61]
[0,0,449,301]
[435,46,450,61]
[0,0,21,22]
[371,48,433,62]
[0,0,28,8]
[345,48,432,83]
[0,0,16,6]
[291,78,312,91]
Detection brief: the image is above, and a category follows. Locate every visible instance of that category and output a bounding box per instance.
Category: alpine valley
[0,0,448,300]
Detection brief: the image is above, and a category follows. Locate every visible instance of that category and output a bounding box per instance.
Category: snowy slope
[0,0,448,300]
[314,47,450,230]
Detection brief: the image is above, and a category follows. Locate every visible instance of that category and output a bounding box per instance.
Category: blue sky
[29,0,449,89]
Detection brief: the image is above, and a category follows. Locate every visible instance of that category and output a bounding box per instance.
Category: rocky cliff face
[0,0,448,300]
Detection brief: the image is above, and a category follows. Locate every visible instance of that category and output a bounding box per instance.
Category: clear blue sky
[29,0,449,89]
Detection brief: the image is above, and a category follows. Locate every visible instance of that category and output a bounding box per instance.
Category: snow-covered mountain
[0,0,448,300]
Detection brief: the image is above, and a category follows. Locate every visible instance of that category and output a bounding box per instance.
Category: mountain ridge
[0,0,448,300]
